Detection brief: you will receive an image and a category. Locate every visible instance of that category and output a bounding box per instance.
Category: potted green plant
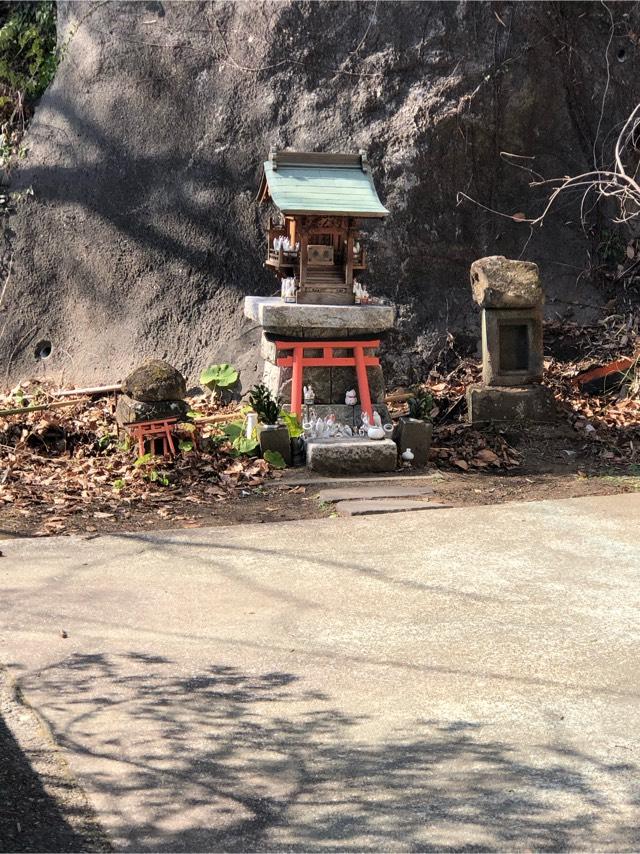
[249,383,291,465]
[394,391,434,467]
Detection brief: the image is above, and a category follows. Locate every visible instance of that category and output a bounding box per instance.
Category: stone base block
[258,424,292,465]
[306,437,397,474]
[467,384,556,424]
[115,394,189,430]
[393,418,433,466]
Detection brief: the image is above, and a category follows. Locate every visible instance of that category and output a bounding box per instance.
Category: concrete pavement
[1,494,640,851]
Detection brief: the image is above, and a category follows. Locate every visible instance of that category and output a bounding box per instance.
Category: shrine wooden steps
[305,265,345,286]
[299,264,351,305]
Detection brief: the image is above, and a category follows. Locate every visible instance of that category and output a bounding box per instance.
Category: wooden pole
[300,220,308,296]
[345,224,354,288]
[0,398,88,417]
[54,383,122,398]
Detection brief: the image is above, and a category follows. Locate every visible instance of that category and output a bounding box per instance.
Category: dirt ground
[1,423,637,540]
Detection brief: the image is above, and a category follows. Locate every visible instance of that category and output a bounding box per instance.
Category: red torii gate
[275,338,381,421]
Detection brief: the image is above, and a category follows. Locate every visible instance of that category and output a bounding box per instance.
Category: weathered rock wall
[2,0,638,388]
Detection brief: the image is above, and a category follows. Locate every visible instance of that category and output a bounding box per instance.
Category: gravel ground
[0,671,109,853]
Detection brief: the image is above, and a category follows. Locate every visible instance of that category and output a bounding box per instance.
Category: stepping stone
[279,471,441,488]
[334,499,450,516]
[318,484,435,502]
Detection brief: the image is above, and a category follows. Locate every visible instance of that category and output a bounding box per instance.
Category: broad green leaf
[200,363,238,389]
[221,421,244,441]
[232,435,259,455]
[263,449,287,468]
[279,409,304,438]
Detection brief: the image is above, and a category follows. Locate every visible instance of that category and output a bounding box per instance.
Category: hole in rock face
[499,324,529,372]
[34,340,52,360]
[618,48,626,62]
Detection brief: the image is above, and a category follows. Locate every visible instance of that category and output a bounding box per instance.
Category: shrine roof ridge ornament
[258,148,389,218]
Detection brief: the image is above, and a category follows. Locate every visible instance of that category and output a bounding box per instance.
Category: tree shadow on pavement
[19,651,640,853]
[0,709,105,853]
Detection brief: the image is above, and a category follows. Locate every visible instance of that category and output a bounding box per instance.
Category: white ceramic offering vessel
[367,426,385,440]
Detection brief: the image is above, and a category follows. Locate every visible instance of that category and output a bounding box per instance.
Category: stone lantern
[467,256,555,424]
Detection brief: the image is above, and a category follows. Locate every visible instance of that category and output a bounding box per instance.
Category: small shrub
[221,421,259,455]
[248,384,280,425]
[407,392,434,421]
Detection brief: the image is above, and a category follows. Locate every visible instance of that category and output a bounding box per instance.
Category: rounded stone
[123,360,187,402]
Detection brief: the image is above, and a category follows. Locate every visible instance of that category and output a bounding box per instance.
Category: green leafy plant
[134,452,154,467]
[178,438,194,453]
[0,2,60,168]
[149,469,170,486]
[221,421,259,456]
[200,363,238,401]
[231,435,259,456]
[248,384,280,425]
[279,409,303,438]
[263,449,286,469]
[407,392,434,421]
[112,478,125,491]
[133,452,171,486]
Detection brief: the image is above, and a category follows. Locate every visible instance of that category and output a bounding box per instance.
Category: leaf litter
[0,385,275,537]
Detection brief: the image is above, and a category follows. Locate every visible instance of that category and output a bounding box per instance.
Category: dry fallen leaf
[452,459,469,471]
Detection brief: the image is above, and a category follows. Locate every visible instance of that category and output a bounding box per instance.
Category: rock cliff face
[2,0,638,387]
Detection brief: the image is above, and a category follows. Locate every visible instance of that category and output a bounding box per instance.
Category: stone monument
[466,256,555,424]
[115,360,188,430]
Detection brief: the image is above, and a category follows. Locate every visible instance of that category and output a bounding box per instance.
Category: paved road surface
[1,494,640,851]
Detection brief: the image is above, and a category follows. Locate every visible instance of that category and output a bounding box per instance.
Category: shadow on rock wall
[1,0,639,387]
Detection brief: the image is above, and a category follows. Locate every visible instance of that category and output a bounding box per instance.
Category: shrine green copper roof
[258,151,388,218]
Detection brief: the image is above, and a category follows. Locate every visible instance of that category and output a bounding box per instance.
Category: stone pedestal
[244,297,395,409]
[468,256,555,425]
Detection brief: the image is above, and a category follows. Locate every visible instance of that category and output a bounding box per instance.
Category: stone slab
[318,484,435,502]
[258,424,292,466]
[467,383,556,424]
[284,403,391,426]
[277,471,444,487]
[306,437,397,474]
[244,297,395,333]
[334,499,449,516]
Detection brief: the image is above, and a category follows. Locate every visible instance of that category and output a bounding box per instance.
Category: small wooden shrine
[257,149,388,305]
